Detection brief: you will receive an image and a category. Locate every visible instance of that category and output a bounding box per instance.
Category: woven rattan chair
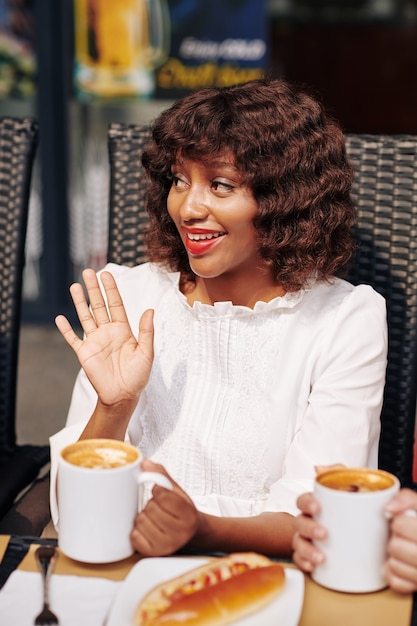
[107,124,417,488]
[345,134,417,489]
[0,117,50,531]
[108,123,151,267]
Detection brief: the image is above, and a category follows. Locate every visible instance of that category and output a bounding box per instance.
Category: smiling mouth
[187,232,226,241]
[184,231,226,255]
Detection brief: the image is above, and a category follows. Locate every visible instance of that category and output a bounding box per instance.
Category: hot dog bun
[135,552,285,626]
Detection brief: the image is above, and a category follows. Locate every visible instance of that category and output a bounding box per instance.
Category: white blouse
[50,262,387,525]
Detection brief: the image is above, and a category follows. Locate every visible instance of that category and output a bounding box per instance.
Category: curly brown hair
[142,77,355,292]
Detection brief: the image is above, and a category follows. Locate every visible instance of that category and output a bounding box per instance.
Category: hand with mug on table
[293,476,417,593]
[51,77,387,560]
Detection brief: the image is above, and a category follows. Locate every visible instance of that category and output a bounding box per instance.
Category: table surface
[0,535,413,626]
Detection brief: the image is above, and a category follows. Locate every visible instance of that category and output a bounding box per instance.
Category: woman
[51,77,387,558]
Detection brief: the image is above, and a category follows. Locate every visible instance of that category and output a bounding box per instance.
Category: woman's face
[167,154,260,282]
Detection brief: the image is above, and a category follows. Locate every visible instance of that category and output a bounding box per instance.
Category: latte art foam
[62,439,139,469]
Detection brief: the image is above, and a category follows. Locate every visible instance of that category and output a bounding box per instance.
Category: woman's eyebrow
[171,157,238,172]
[211,161,237,170]
[200,157,239,171]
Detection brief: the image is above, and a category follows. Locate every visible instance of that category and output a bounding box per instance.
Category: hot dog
[134,552,286,626]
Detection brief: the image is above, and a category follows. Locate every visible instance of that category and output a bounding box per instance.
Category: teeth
[188,232,224,241]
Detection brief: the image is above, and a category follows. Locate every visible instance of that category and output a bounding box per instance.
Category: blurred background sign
[73,0,170,100]
[155,0,268,98]
[0,0,36,99]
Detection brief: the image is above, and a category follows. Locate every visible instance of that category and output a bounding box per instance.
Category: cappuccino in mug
[312,467,399,593]
[61,439,139,469]
[316,467,396,493]
[58,438,172,563]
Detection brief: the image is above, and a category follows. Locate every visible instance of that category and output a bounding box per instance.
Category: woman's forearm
[187,511,295,558]
[79,397,138,441]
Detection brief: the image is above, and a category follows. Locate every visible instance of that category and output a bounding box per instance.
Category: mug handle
[137,471,173,491]
[136,471,173,512]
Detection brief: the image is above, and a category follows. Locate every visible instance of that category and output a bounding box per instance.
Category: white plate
[105,557,304,626]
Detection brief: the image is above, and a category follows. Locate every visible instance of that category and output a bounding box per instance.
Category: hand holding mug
[131,459,200,557]
[293,492,328,573]
[384,489,417,593]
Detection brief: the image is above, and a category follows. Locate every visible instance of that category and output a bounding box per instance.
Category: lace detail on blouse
[139,285,289,506]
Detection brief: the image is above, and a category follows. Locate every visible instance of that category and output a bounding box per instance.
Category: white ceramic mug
[311,467,400,593]
[57,438,173,563]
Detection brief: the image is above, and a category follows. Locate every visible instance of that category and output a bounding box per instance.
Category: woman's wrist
[183,511,215,552]
[79,398,137,440]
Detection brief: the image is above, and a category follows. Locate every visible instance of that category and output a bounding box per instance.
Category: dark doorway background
[269,8,417,134]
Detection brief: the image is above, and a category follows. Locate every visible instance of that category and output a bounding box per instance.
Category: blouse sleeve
[49,422,86,529]
[263,284,388,516]
[65,368,98,427]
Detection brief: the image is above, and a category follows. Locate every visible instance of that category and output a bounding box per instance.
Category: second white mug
[312,467,400,593]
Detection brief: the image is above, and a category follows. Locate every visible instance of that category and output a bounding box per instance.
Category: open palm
[55,269,154,407]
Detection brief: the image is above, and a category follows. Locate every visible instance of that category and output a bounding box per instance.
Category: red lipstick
[184,229,225,256]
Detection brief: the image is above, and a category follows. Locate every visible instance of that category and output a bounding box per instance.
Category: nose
[179,184,210,222]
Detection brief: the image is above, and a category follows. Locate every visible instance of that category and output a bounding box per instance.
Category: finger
[69,281,98,335]
[384,572,417,594]
[143,497,196,539]
[292,532,325,571]
[149,486,197,524]
[131,515,161,556]
[140,459,189,503]
[99,271,129,324]
[294,514,327,541]
[145,491,193,528]
[292,549,318,573]
[314,463,345,474]
[386,552,417,581]
[386,488,417,516]
[131,526,176,557]
[140,459,187,504]
[131,503,191,557]
[387,532,417,567]
[82,268,110,326]
[138,309,154,359]
[296,492,320,516]
[141,458,172,479]
[390,515,417,550]
[384,557,417,593]
[55,314,84,353]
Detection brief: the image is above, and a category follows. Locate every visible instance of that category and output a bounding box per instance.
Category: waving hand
[55,269,154,409]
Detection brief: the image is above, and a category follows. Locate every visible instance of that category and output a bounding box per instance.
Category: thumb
[141,458,166,474]
[140,458,182,491]
[141,458,175,483]
[385,488,417,515]
[314,463,345,474]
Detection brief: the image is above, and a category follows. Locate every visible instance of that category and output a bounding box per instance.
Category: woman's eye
[211,180,234,192]
[171,175,187,189]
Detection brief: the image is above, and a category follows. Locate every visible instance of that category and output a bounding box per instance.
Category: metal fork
[34,546,59,625]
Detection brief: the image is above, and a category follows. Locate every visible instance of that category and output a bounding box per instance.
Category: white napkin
[0,570,122,626]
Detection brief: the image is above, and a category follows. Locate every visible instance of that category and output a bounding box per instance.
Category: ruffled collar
[165,270,309,319]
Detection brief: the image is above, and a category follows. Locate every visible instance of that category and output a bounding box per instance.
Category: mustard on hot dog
[135,552,286,626]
